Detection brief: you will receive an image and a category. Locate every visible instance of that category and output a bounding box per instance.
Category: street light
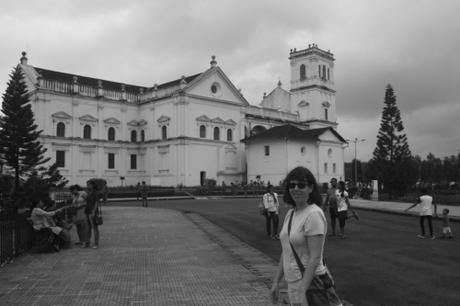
[346,138,366,185]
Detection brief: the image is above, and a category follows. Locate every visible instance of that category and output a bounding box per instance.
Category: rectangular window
[130,154,137,170]
[108,153,115,169]
[333,163,336,174]
[56,150,65,168]
[264,145,270,156]
[324,163,328,174]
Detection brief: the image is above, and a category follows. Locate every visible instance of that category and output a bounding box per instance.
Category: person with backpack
[263,185,280,240]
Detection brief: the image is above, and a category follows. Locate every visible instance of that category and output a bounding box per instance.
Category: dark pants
[265,211,279,237]
[420,215,433,237]
[329,208,338,234]
[338,211,347,234]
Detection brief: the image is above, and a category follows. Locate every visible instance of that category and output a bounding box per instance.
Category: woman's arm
[299,235,323,293]
[270,253,284,303]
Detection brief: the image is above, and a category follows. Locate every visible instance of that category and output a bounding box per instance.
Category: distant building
[14,43,345,186]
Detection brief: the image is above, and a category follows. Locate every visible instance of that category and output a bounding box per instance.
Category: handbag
[287,210,342,306]
[94,205,103,226]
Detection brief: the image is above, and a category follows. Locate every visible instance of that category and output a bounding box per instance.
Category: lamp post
[347,138,366,185]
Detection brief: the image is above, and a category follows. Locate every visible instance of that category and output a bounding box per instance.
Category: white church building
[15,43,346,187]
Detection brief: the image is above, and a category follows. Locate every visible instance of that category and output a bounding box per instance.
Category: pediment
[51,111,72,120]
[103,117,121,125]
[185,67,250,106]
[138,119,148,126]
[127,120,139,126]
[157,115,171,123]
[298,101,310,107]
[196,115,211,122]
[211,117,225,124]
[79,114,98,122]
[225,119,237,126]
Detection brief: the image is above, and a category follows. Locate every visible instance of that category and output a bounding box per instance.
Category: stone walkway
[0,207,276,305]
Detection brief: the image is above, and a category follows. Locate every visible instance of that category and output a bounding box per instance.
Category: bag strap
[288,209,327,277]
[288,210,305,276]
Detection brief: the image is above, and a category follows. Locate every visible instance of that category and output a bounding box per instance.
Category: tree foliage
[367,84,418,197]
[0,66,50,189]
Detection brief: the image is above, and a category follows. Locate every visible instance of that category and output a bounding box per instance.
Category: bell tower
[289,44,337,129]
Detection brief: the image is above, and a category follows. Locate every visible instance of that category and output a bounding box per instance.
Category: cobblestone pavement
[0,207,275,305]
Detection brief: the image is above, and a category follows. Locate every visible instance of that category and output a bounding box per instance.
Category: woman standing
[85,180,100,249]
[270,166,342,306]
[69,184,88,246]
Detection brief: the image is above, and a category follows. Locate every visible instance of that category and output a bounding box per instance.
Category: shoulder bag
[287,210,342,306]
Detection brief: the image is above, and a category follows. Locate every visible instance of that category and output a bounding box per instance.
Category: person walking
[270,166,342,306]
[336,181,356,239]
[85,180,100,249]
[404,187,437,239]
[263,185,280,240]
[323,178,339,236]
[140,181,149,207]
[69,184,88,246]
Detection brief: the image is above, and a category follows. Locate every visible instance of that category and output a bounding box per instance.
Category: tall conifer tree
[367,84,417,197]
[0,66,50,190]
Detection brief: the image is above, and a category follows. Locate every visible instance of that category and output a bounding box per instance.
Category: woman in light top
[69,184,88,246]
[270,166,342,306]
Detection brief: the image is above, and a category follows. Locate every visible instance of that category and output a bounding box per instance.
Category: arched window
[131,130,137,142]
[213,127,220,140]
[162,126,167,140]
[83,125,91,139]
[199,125,206,138]
[108,127,115,141]
[141,130,145,142]
[300,64,306,80]
[318,65,321,78]
[324,108,329,121]
[322,65,326,79]
[227,129,233,141]
[56,122,65,137]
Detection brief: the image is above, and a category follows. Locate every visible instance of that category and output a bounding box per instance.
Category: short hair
[86,180,97,189]
[69,184,82,192]
[283,166,322,206]
[443,208,450,214]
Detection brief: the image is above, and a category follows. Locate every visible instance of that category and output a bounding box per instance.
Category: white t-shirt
[336,190,349,212]
[263,192,279,213]
[418,195,433,216]
[279,204,327,282]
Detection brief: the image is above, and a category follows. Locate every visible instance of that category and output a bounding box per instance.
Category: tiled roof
[241,124,346,143]
[34,67,148,94]
[33,67,202,93]
[156,73,202,90]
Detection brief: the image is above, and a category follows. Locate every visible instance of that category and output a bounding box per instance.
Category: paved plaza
[0,207,278,305]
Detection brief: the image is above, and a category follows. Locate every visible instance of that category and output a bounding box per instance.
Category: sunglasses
[288,182,309,189]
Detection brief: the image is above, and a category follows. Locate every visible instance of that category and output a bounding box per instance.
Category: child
[440,209,454,239]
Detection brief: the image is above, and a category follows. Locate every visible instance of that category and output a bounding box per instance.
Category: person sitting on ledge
[30,198,71,252]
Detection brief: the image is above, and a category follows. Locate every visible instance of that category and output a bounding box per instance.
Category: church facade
[15,44,346,187]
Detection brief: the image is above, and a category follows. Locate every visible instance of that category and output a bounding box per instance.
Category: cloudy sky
[1,0,459,162]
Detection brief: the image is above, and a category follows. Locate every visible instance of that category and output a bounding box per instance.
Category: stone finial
[210,55,217,67]
[121,84,126,92]
[308,44,311,48]
[97,80,103,88]
[153,83,158,91]
[121,84,126,100]
[20,51,28,65]
[73,76,78,84]
[180,75,187,89]
[278,80,282,87]
[72,76,79,94]
[263,92,266,98]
